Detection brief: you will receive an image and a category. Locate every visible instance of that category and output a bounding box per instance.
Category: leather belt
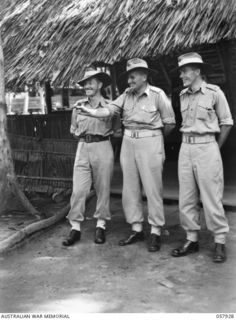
[124,129,162,139]
[78,134,110,143]
[182,134,215,144]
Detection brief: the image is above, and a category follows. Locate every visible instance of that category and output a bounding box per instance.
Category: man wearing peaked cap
[77,58,176,252]
[171,52,233,262]
[62,67,114,246]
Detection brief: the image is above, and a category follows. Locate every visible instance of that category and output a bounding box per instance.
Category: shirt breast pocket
[76,115,88,130]
[197,102,216,122]
[76,114,87,122]
[142,105,156,113]
[123,98,134,112]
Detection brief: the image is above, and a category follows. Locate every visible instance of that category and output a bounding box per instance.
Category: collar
[144,84,150,96]
[125,84,150,97]
[88,96,107,108]
[181,81,207,96]
[199,81,207,94]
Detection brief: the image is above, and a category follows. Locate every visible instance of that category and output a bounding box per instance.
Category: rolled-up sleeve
[215,89,234,126]
[158,90,176,125]
[107,93,125,116]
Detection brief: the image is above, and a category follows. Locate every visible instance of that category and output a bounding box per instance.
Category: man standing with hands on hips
[77,58,175,252]
[172,52,233,263]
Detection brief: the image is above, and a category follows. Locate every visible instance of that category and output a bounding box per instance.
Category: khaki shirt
[70,97,113,137]
[107,85,175,130]
[180,81,233,134]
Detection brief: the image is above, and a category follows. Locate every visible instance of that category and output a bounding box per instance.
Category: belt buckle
[85,134,92,143]
[131,131,138,138]
[189,136,195,144]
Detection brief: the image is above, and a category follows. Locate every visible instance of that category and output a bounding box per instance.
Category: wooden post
[39,85,45,113]
[62,86,69,108]
[23,90,29,114]
[45,80,52,113]
[0,30,41,218]
[110,64,118,99]
[158,58,172,94]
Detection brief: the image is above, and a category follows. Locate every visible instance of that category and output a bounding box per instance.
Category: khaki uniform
[67,97,114,228]
[108,85,175,232]
[179,81,233,244]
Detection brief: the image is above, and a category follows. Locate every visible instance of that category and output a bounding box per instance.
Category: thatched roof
[1,0,236,85]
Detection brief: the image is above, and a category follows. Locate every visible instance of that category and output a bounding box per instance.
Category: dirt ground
[0,196,236,313]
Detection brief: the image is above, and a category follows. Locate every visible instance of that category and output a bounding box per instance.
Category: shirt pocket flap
[198,96,214,110]
[181,105,188,112]
[180,99,189,112]
[142,105,156,113]
[197,102,215,121]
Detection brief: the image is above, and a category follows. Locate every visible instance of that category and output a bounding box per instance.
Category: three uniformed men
[64,54,233,263]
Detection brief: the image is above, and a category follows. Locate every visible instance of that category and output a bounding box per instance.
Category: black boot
[119,231,145,246]
[213,243,226,263]
[94,227,106,244]
[62,230,81,246]
[148,234,161,252]
[172,240,199,257]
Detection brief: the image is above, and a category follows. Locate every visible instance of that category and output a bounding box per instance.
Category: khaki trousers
[120,134,165,227]
[67,140,114,224]
[178,141,229,244]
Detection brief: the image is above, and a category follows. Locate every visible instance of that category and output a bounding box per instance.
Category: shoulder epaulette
[180,88,188,96]
[149,86,162,94]
[205,84,219,92]
[99,98,111,107]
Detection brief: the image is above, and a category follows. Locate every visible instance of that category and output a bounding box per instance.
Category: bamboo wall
[7,112,80,193]
[7,112,122,194]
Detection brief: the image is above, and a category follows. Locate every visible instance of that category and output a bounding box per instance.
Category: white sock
[151,226,161,236]
[96,219,106,230]
[214,234,226,245]
[132,223,143,232]
[70,220,81,231]
[186,231,198,242]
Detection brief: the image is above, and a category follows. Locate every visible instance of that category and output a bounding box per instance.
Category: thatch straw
[1,0,236,85]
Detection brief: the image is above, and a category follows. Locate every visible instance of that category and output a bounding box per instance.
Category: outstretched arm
[76,105,111,118]
[75,93,125,118]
